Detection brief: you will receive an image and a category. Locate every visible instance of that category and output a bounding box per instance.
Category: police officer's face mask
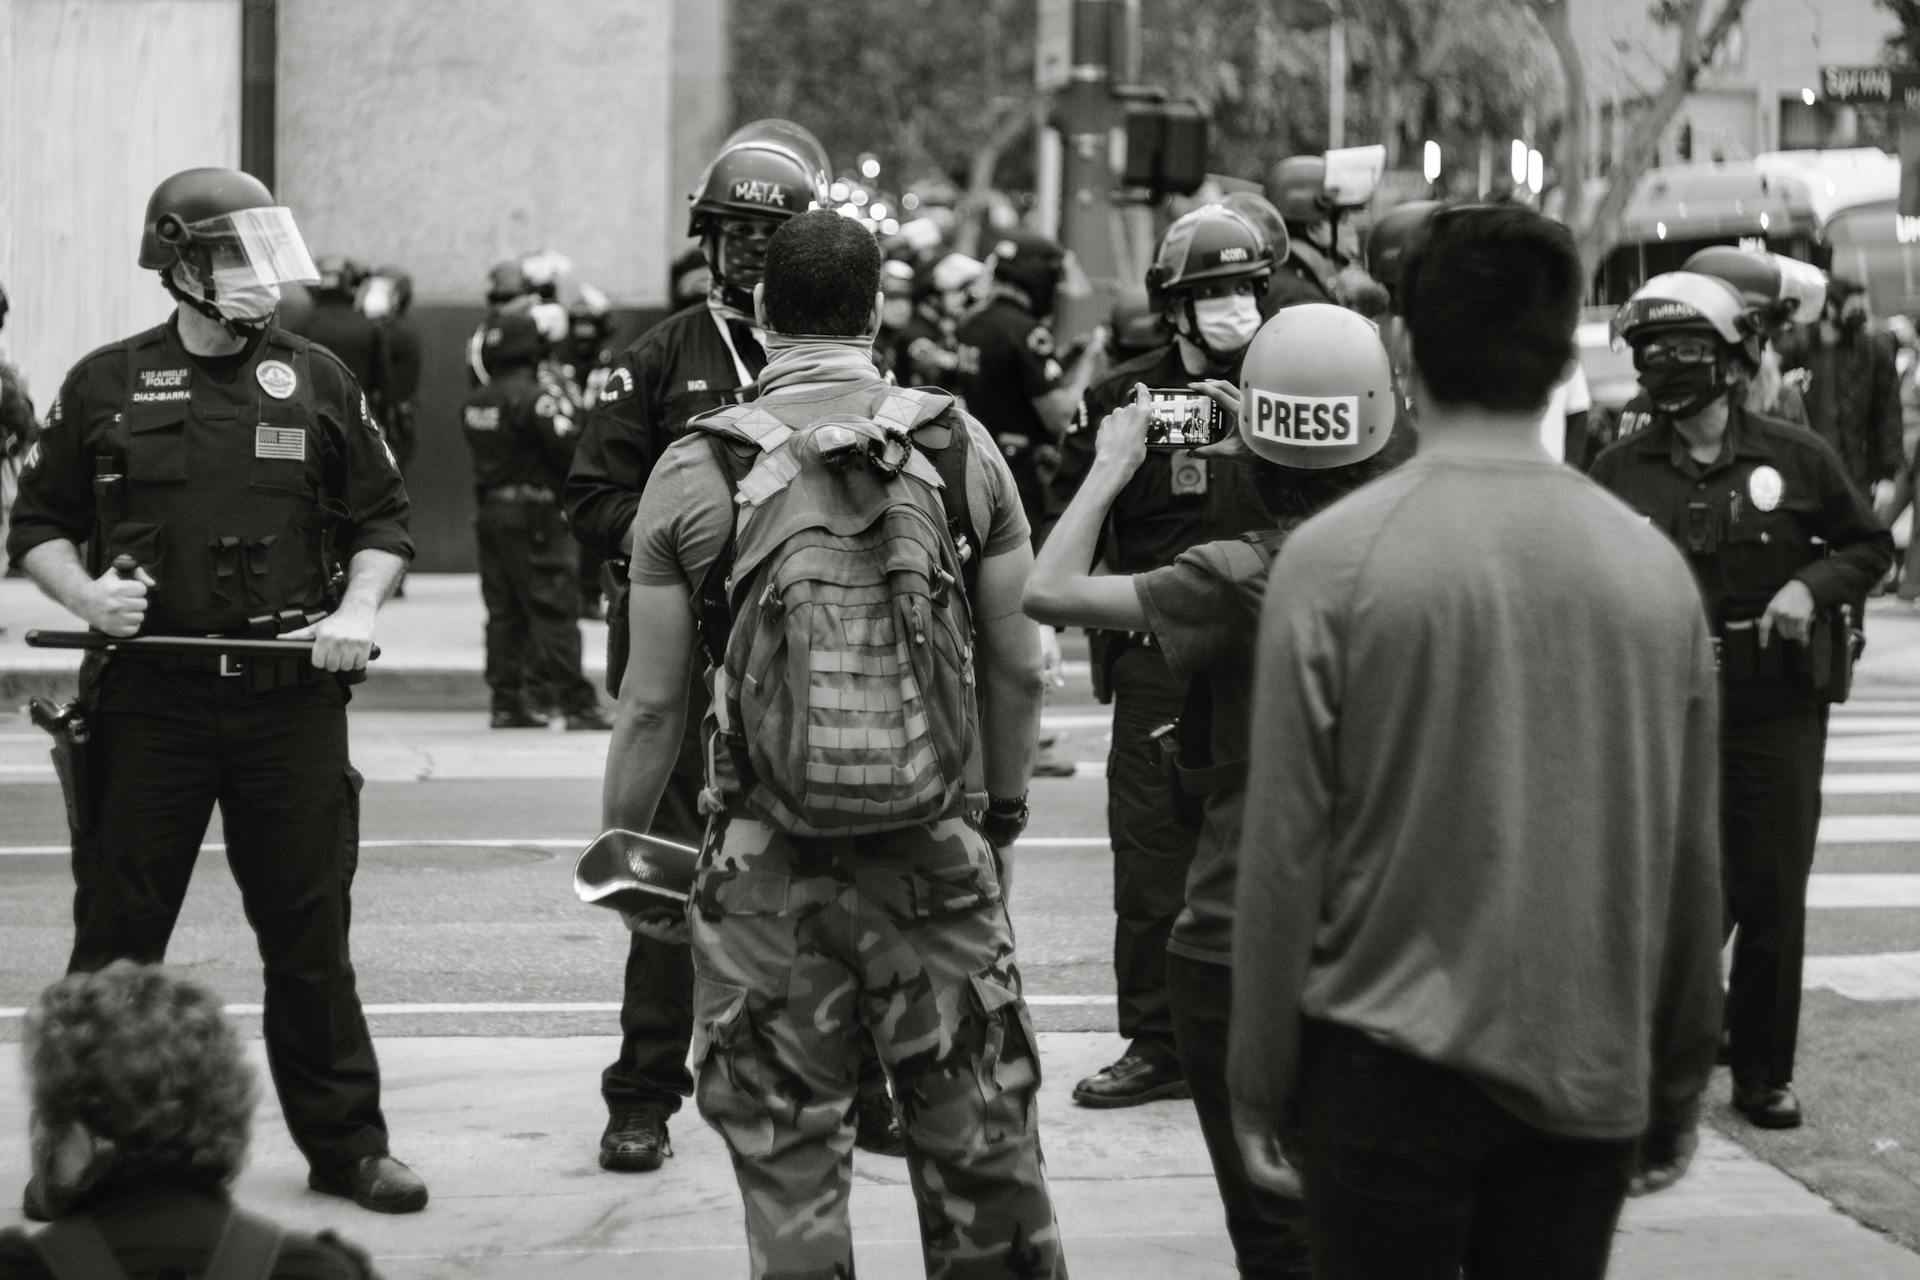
[1191,293,1263,356]
[1636,335,1727,418]
[173,261,280,325]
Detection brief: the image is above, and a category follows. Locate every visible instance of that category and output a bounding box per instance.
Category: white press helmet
[1236,304,1396,469]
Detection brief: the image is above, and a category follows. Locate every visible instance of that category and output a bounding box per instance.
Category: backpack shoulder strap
[28,1217,131,1280]
[909,408,984,606]
[871,385,954,435]
[693,432,755,670]
[202,1207,285,1280]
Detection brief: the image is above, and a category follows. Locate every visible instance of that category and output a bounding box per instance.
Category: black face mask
[1639,362,1726,419]
[1837,309,1868,336]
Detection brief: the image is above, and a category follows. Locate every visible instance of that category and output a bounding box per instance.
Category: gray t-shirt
[1227,454,1724,1141]
[1136,535,1276,965]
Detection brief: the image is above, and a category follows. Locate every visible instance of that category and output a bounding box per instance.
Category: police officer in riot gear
[463,309,609,731]
[954,229,1108,532]
[1265,157,1343,309]
[566,120,906,1170]
[1592,270,1893,1130]
[5,167,425,1214]
[1045,204,1277,1109]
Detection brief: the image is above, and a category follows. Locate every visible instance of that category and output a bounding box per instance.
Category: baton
[25,632,381,661]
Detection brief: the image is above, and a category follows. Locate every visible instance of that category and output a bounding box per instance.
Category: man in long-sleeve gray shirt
[1227,205,1723,1279]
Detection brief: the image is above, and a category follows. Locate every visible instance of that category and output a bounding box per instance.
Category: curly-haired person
[0,963,383,1279]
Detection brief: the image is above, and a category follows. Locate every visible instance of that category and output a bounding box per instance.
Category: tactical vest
[99,325,339,634]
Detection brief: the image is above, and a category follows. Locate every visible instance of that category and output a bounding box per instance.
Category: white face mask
[1191,294,1262,355]
[174,261,280,324]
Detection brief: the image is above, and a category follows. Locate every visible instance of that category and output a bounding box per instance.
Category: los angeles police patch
[602,366,633,404]
[256,360,297,400]
[1749,465,1784,512]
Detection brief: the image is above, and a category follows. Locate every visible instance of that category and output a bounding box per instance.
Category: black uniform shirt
[892,310,956,388]
[1043,344,1268,573]
[462,366,579,493]
[302,296,389,403]
[6,318,412,568]
[953,295,1062,446]
[1589,405,1891,631]
[564,303,765,559]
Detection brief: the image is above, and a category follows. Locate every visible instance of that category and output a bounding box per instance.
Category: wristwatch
[981,792,1030,848]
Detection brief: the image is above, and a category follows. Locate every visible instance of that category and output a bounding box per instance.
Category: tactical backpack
[692,386,984,835]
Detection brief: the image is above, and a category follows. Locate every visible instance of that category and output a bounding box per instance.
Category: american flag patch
[255,425,307,461]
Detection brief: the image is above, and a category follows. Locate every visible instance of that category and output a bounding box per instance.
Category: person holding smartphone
[1040,204,1278,1111]
[1026,304,1404,1276]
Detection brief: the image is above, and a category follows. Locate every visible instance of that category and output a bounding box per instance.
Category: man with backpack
[600,208,1064,1278]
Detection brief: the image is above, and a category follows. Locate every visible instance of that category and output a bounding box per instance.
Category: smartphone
[1144,389,1227,450]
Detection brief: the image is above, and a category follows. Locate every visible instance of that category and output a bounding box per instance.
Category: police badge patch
[602,366,633,404]
[1748,465,1784,512]
[256,360,297,400]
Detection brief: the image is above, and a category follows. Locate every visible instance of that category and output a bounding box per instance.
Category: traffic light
[1121,99,1211,196]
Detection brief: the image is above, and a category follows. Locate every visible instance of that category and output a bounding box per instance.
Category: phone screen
[1144,389,1225,449]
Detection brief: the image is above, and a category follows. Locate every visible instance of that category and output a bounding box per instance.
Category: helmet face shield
[175,207,319,289]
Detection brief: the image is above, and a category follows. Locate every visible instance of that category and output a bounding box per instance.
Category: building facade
[1,0,729,569]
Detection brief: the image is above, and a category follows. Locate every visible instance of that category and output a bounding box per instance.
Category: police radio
[1144,388,1229,450]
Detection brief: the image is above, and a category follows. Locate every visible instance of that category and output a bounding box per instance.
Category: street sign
[1036,0,1073,93]
[1820,65,1920,109]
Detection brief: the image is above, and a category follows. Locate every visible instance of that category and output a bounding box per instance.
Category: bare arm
[1024,387,1152,630]
[603,581,697,833]
[973,546,1047,802]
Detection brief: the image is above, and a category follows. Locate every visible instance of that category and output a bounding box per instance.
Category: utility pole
[1328,7,1347,150]
[1052,0,1124,339]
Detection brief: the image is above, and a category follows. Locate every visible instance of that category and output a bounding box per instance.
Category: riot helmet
[568,283,614,360]
[480,308,548,374]
[140,167,318,336]
[1681,246,1826,340]
[1109,286,1167,361]
[1366,200,1442,310]
[486,259,534,306]
[930,253,982,317]
[1147,204,1276,367]
[1612,271,1752,419]
[313,255,366,298]
[359,265,413,320]
[1267,157,1338,231]
[981,230,1069,319]
[689,119,831,315]
[880,259,916,331]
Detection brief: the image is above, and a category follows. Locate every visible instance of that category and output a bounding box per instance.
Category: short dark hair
[1399,204,1581,415]
[762,210,881,337]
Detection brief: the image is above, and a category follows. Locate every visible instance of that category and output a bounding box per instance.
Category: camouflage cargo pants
[690,813,1067,1280]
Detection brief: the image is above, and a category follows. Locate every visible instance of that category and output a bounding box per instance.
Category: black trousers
[476,497,597,716]
[1167,954,1311,1278]
[69,660,388,1174]
[1296,1020,1635,1280]
[1722,702,1829,1087]
[602,763,704,1114]
[1106,645,1199,1062]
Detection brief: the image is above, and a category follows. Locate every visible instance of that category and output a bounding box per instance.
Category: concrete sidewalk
[1,1032,1916,1279]
[11,574,1920,707]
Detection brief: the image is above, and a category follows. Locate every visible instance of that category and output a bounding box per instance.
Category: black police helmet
[481,309,547,373]
[1266,156,1336,229]
[1366,200,1442,304]
[688,130,828,237]
[139,167,276,270]
[315,254,367,296]
[1145,204,1276,310]
[1108,286,1166,360]
[984,230,1068,307]
[370,264,414,315]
